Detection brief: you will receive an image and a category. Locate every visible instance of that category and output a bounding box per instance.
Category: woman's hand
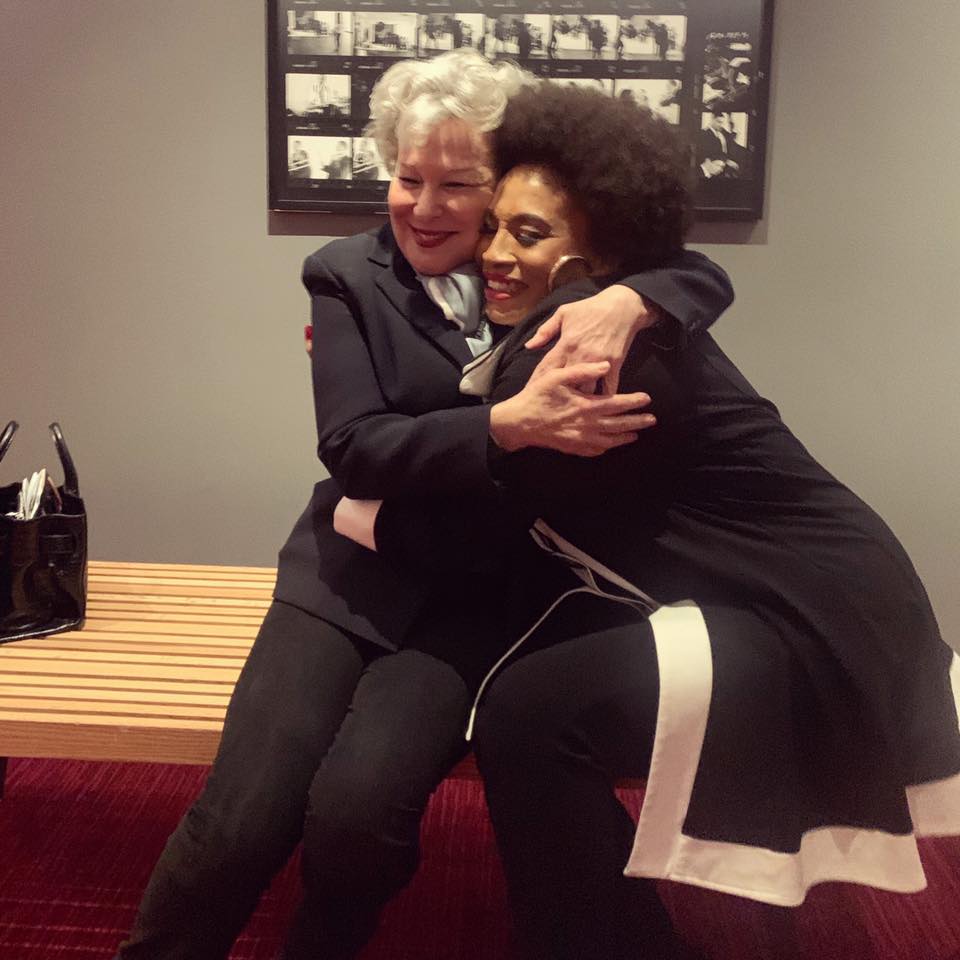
[489,361,655,456]
[333,496,382,551]
[524,285,661,395]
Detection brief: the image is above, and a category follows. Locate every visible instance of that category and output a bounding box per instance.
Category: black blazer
[273,225,734,650]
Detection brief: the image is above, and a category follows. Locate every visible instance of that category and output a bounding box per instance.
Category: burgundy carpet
[1,757,959,960]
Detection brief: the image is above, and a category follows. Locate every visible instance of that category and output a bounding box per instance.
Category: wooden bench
[0,560,480,787]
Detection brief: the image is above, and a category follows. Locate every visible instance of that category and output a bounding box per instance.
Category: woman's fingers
[525,313,563,352]
[558,430,640,457]
[595,413,657,433]
[589,391,652,414]
[544,360,611,388]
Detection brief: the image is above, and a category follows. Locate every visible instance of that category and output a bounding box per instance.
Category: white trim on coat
[625,609,960,906]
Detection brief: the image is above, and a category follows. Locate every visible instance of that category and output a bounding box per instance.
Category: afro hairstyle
[492,82,693,275]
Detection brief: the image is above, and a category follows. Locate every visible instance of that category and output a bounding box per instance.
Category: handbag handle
[49,423,80,497]
[0,421,79,496]
[0,421,18,465]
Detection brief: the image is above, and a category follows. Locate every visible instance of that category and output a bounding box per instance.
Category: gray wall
[2,1,958,648]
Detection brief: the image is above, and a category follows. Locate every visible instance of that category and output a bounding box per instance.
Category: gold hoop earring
[547,255,592,293]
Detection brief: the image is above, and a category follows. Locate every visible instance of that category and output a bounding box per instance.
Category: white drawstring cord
[464,581,656,742]
[465,519,662,742]
[465,586,593,742]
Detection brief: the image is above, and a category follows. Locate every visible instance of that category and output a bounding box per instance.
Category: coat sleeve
[485,338,685,514]
[373,334,686,575]
[305,246,711,502]
[305,251,495,499]
[617,249,734,343]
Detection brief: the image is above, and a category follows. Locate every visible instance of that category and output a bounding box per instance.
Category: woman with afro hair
[343,82,960,960]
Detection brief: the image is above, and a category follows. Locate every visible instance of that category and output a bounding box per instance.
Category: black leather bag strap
[0,421,18,465]
[49,422,79,497]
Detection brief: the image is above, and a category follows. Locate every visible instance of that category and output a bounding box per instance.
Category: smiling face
[477,165,596,327]
[388,117,495,276]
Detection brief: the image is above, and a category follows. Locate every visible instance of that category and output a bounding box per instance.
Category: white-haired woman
[116,51,732,960]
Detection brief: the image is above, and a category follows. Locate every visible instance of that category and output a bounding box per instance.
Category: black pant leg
[281,646,474,959]
[474,594,690,960]
[117,600,370,960]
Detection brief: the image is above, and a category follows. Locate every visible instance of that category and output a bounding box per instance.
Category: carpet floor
[1,757,958,959]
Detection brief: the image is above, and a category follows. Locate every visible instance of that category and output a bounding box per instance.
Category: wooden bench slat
[84,606,266,625]
[0,684,231,707]
[91,560,277,577]
[0,698,228,721]
[28,638,255,656]
[78,620,261,637]
[53,623,260,641]
[0,676,239,696]
[90,586,273,601]
[0,648,248,668]
[85,608,268,624]
[85,592,272,609]
[0,710,223,731]
[88,563,276,586]
[88,563,276,587]
[91,577,273,597]
[0,658,242,683]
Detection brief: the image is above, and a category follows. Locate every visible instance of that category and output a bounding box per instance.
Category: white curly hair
[365,50,535,173]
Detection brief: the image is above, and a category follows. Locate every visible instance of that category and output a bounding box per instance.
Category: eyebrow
[397,163,489,179]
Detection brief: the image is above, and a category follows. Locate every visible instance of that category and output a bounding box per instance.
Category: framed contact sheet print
[267,0,773,220]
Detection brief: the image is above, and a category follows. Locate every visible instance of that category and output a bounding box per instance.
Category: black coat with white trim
[375,280,960,902]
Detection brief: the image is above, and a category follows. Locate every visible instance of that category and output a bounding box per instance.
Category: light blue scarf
[417,264,492,357]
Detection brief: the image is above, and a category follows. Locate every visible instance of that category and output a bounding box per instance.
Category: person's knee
[473,666,559,770]
[302,760,425,891]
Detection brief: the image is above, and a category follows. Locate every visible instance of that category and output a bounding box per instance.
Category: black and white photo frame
[267,0,774,219]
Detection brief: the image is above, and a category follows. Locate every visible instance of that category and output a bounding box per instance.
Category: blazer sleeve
[373,334,687,576]
[305,246,715,501]
[616,249,734,343]
[306,252,495,500]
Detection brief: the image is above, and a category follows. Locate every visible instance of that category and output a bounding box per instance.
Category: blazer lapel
[369,228,474,369]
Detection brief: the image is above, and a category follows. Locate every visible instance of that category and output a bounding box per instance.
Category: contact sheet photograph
[266,0,773,219]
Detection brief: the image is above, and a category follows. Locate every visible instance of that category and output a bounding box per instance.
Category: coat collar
[368,224,474,369]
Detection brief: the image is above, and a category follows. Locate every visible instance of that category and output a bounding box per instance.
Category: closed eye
[516,230,548,247]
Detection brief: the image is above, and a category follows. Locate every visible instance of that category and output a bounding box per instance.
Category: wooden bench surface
[0,561,484,780]
[0,561,276,765]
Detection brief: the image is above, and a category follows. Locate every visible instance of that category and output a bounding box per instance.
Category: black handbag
[0,421,87,644]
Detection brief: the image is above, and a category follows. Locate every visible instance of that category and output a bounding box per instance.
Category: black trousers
[117,598,502,960]
[473,593,734,960]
